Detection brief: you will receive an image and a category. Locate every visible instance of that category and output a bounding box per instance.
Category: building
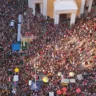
[28,0,93,25]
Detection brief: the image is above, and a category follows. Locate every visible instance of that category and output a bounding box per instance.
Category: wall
[47,0,55,18]
[75,0,82,16]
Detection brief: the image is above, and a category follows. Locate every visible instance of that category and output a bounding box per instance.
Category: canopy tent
[54,0,78,25]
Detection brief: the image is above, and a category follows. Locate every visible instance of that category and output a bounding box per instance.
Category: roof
[54,0,78,11]
[29,0,43,3]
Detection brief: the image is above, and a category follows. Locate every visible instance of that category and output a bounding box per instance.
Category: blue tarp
[12,44,20,51]
[30,81,42,91]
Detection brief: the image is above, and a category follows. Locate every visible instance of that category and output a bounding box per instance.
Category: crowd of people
[0,0,27,63]
[0,0,96,96]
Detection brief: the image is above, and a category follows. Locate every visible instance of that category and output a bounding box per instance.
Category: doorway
[60,14,70,23]
[35,3,40,13]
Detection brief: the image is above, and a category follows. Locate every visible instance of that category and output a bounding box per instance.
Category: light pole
[33,56,39,91]
[30,55,40,91]
[34,62,37,91]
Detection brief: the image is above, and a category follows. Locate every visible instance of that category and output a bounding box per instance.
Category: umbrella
[42,76,49,83]
[61,87,67,92]
[57,89,62,95]
[76,88,81,94]
[69,72,75,77]
[57,72,62,76]
[14,68,19,73]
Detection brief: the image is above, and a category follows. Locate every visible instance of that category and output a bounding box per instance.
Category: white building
[28,0,94,25]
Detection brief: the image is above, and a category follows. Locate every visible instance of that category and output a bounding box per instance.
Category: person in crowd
[0,0,96,96]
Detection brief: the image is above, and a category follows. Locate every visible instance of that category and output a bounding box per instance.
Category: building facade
[28,0,93,25]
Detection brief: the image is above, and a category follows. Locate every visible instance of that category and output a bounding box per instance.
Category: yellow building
[28,0,93,25]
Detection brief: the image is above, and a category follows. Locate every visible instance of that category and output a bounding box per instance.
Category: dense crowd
[0,0,27,63]
[0,0,96,96]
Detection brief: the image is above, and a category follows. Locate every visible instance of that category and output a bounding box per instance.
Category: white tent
[54,0,78,25]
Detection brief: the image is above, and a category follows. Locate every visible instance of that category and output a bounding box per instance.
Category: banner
[70,79,76,83]
[13,75,19,82]
[30,81,42,91]
[49,92,54,96]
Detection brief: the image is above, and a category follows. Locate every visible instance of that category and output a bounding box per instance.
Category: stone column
[54,13,57,24]
[43,0,47,18]
[32,3,36,15]
[88,0,93,12]
[28,0,31,8]
[72,13,76,24]
[40,3,43,14]
[70,12,76,25]
[70,13,73,25]
[57,13,59,24]
[54,13,59,24]
[86,0,90,7]
[80,0,86,15]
